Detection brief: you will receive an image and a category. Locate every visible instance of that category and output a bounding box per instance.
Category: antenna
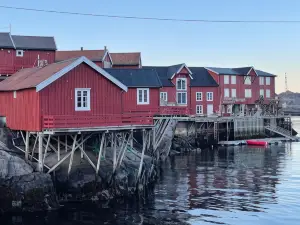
[285,73,288,92]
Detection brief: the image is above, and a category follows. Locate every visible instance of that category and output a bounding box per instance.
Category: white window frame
[245,89,252,98]
[160,92,168,102]
[266,89,270,98]
[231,89,237,98]
[244,76,251,85]
[196,105,203,115]
[259,77,264,85]
[177,92,187,105]
[207,92,213,101]
[137,88,149,105]
[176,78,187,91]
[231,75,236,84]
[227,105,232,114]
[16,50,24,57]
[224,75,229,84]
[75,88,91,111]
[260,89,264,97]
[13,91,17,99]
[266,77,270,85]
[224,88,230,97]
[196,92,202,101]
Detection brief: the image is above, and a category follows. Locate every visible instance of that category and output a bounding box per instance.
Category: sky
[0,0,299,93]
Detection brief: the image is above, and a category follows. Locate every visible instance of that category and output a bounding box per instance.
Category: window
[160,92,167,101]
[207,92,213,101]
[196,105,203,115]
[75,88,91,111]
[16,50,23,57]
[231,75,236,84]
[13,91,17,99]
[224,75,229,84]
[196,92,202,101]
[260,89,264,97]
[224,88,230,97]
[227,105,232,113]
[259,77,264,85]
[103,61,112,68]
[137,88,149,104]
[245,89,252,98]
[231,89,236,98]
[177,92,187,105]
[176,78,187,90]
[244,76,251,85]
[266,89,270,98]
[266,77,270,85]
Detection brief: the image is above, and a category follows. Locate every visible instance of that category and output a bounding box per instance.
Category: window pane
[182,93,187,103]
[177,93,181,104]
[182,80,186,90]
[139,90,143,102]
[177,80,182,90]
[144,90,147,102]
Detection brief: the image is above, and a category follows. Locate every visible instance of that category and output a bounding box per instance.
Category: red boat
[246,140,268,146]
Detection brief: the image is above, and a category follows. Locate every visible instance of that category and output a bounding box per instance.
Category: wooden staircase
[265,125,296,140]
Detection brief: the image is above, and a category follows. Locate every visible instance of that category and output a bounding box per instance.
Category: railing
[43,113,154,129]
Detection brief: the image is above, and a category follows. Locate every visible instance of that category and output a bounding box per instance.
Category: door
[207,104,213,116]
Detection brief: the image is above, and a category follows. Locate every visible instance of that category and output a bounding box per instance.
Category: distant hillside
[278,91,300,110]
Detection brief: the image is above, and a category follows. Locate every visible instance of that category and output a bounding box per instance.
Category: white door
[207,104,213,116]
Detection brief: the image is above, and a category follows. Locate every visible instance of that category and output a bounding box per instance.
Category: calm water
[2,118,300,225]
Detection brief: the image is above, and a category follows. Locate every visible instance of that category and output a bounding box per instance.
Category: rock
[0,172,59,212]
[0,150,33,178]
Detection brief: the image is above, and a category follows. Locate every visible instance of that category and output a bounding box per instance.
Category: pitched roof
[104,68,161,87]
[0,56,127,92]
[143,66,173,86]
[110,52,141,65]
[189,67,219,87]
[0,32,14,48]
[56,50,106,62]
[11,35,56,50]
[256,69,276,77]
[232,67,253,75]
[206,67,240,75]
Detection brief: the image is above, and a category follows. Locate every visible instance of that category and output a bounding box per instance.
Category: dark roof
[104,68,161,88]
[0,33,56,50]
[232,67,253,75]
[167,64,185,78]
[206,67,239,75]
[11,35,56,50]
[0,32,14,48]
[189,67,219,87]
[256,69,276,77]
[143,66,174,86]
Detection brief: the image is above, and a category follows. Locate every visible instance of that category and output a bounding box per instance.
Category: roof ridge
[11,34,55,38]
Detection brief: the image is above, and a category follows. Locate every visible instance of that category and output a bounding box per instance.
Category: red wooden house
[0,32,56,79]
[0,56,157,132]
[206,66,276,115]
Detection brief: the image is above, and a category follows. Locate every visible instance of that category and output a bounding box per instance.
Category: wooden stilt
[68,134,78,176]
[81,134,84,159]
[57,135,60,161]
[25,131,29,161]
[42,135,51,167]
[152,128,156,151]
[38,132,43,172]
[47,151,73,174]
[112,132,117,173]
[20,131,26,145]
[130,130,133,148]
[65,135,67,152]
[147,130,151,150]
[137,130,146,180]
[96,132,105,174]
[30,135,38,161]
[117,132,131,168]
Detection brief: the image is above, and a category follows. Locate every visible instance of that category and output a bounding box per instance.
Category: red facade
[190,87,219,115]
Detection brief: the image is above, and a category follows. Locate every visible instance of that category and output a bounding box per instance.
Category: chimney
[81,47,83,51]
[104,46,107,51]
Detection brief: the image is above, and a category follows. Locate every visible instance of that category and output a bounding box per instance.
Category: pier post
[81,134,84,159]
[130,130,133,148]
[152,128,156,151]
[112,132,117,173]
[68,134,78,176]
[137,129,146,181]
[38,132,43,172]
[57,135,60,161]
[96,132,105,174]
[25,131,29,161]
[65,135,67,152]
[30,135,38,161]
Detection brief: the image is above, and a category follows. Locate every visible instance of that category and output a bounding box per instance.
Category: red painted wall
[0,49,15,74]
[190,87,219,115]
[207,70,219,84]
[122,88,159,113]
[0,89,41,131]
[40,63,123,117]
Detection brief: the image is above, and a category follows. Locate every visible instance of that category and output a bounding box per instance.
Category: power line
[1,5,300,23]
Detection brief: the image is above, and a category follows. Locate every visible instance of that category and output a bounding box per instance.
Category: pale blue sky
[0,0,299,93]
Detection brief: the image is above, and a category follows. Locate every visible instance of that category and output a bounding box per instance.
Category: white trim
[206,92,213,101]
[137,88,149,105]
[224,75,229,84]
[160,92,168,102]
[196,105,203,115]
[103,50,113,64]
[247,67,258,76]
[36,56,128,92]
[231,75,236,84]
[231,89,237,98]
[176,78,187,91]
[170,63,193,79]
[75,88,91,111]
[245,89,252,98]
[9,32,16,49]
[224,88,230,97]
[13,91,17,99]
[196,92,202,101]
[16,50,24,57]
[266,77,270,85]
[176,92,187,105]
[204,67,220,75]
[266,89,271,98]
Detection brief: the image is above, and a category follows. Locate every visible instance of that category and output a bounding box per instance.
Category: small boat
[246,140,268,146]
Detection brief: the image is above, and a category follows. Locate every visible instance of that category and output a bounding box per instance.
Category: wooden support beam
[152,128,156,151]
[20,131,26,145]
[137,130,146,180]
[30,135,38,161]
[42,135,51,167]
[81,135,84,159]
[96,132,106,174]
[57,135,60,161]
[68,134,78,176]
[130,130,133,148]
[25,131,30,161]
[112,132,117,173]
[147,130,151,150]
[65,135,67,152]
[47,151,73,174]
[117,132,132,168]
[38,132,43,172]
